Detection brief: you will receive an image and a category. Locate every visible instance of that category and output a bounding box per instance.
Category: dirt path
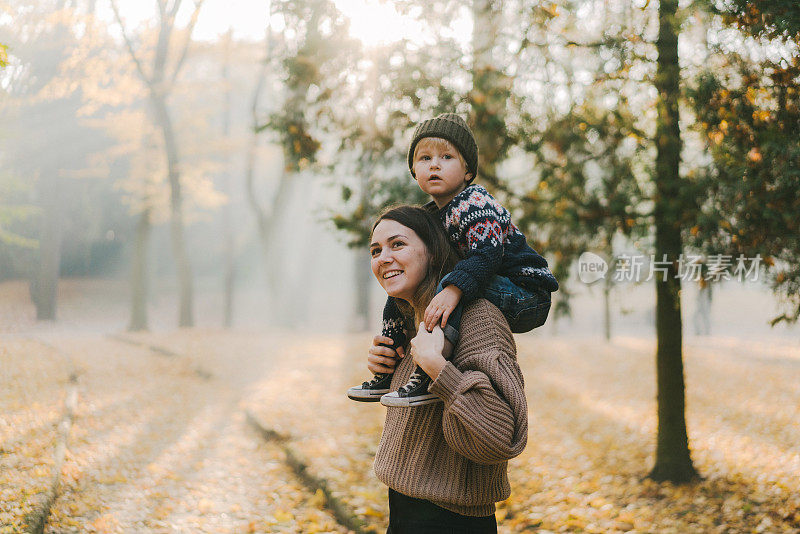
[1,333,349,533]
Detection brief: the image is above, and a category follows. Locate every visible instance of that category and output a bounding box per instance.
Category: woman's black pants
[386,488,497,534]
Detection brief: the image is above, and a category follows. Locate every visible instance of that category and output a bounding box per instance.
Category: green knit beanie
[407,113,479,181]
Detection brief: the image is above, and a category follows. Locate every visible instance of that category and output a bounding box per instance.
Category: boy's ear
[465,172,474,182]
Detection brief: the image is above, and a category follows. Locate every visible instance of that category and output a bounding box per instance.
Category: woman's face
[370,219,430,303]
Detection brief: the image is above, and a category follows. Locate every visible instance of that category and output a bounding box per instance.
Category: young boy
[347,112,559,407]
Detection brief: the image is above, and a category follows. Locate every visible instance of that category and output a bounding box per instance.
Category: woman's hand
[410,322,447,380]
[366,335,405,375]
[423,285,462,332]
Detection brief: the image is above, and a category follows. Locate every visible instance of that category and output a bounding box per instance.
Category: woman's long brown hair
[371,205,461,333]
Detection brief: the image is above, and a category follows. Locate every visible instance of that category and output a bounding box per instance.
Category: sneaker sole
[380,393,441,407]
[347,388,390,402]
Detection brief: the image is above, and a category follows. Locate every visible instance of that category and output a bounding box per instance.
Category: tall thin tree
[649,0,698,482]
[221,29,235,328]
[111,0,205,327]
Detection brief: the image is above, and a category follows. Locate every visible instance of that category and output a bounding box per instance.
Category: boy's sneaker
[347,373,393,402]
[380,368,441,407]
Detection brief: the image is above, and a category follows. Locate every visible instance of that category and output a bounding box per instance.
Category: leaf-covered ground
[2,328,799,533]
[1,332,349,533]
[0,338,73,531]
[243,332,800,534]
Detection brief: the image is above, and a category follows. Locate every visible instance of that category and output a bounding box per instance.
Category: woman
[366,205,529,533]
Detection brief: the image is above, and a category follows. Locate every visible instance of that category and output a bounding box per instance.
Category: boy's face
[413,138,472,208]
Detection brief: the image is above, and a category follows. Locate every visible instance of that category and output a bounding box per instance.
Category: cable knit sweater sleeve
[428,299,528,465]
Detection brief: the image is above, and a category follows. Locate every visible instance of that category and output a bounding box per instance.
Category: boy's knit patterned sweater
[373,299,528,516]
[425,184,559,301]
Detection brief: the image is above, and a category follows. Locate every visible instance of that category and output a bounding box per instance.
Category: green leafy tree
[0,176,39,253]
[689,1,800,324]
[716,0,800,41]
[329,0,534,240]
[0,1,111,320]
[512,0,706,481]
[517,99,649,337]
[507,0,658,326]
[647,0,698,483]
[247,0,359,313]
[259,0,359,172]
[325,38,462,328]
[0,46,38,256]
[329,39,464,249]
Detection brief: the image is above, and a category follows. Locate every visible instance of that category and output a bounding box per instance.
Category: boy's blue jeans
[381,275,552,351]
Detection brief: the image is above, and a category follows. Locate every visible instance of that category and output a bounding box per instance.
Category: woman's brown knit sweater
[373,299,529,517]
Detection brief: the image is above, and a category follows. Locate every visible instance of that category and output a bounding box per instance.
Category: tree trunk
[151,92,194,327]
[222,31,234,328]
[648,0,698,483]
[243,82,293,304]
[351,249,371,331]
[603,274,612,341]
[110,0,202,329]
[33,169,61,321]
[692,280,711,335]
[128,207,151,331]
[222,215,234,328]
[246,164,293,302]
[242,24,290,307]
[603,241,614,341]
[470,0,507,190]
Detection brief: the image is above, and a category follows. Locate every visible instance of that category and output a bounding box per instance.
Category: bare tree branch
[110,0,151,86]
[152,16,172,86]
[167,0,182,24]
[167,0,205,91]
[157,0,167,20]
[245,11,273,219]
[516,35,655,54]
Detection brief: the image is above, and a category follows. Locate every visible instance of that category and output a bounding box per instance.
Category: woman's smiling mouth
[383,270,403,279]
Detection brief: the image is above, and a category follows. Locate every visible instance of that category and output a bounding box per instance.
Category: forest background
[2,0,798,336]
[1,0,799,532]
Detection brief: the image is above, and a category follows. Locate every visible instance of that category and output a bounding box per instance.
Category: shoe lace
[362,373,387,388]
[399,370,424,395]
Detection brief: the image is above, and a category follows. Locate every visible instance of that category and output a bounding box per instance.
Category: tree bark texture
[222,32,234,328]
[603,276,612,341]
[128,207,151,331]
[151,92,194,327]
[470,0,509,190]
[649,0,698,483]
[243,25,295,306]
[245,142,293,302]
[692,281,711,336]
[111,0,202,328]
[351,249,371,332]
[33,169,62,321]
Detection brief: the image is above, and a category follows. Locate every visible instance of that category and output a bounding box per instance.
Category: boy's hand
[423,285,462,332]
